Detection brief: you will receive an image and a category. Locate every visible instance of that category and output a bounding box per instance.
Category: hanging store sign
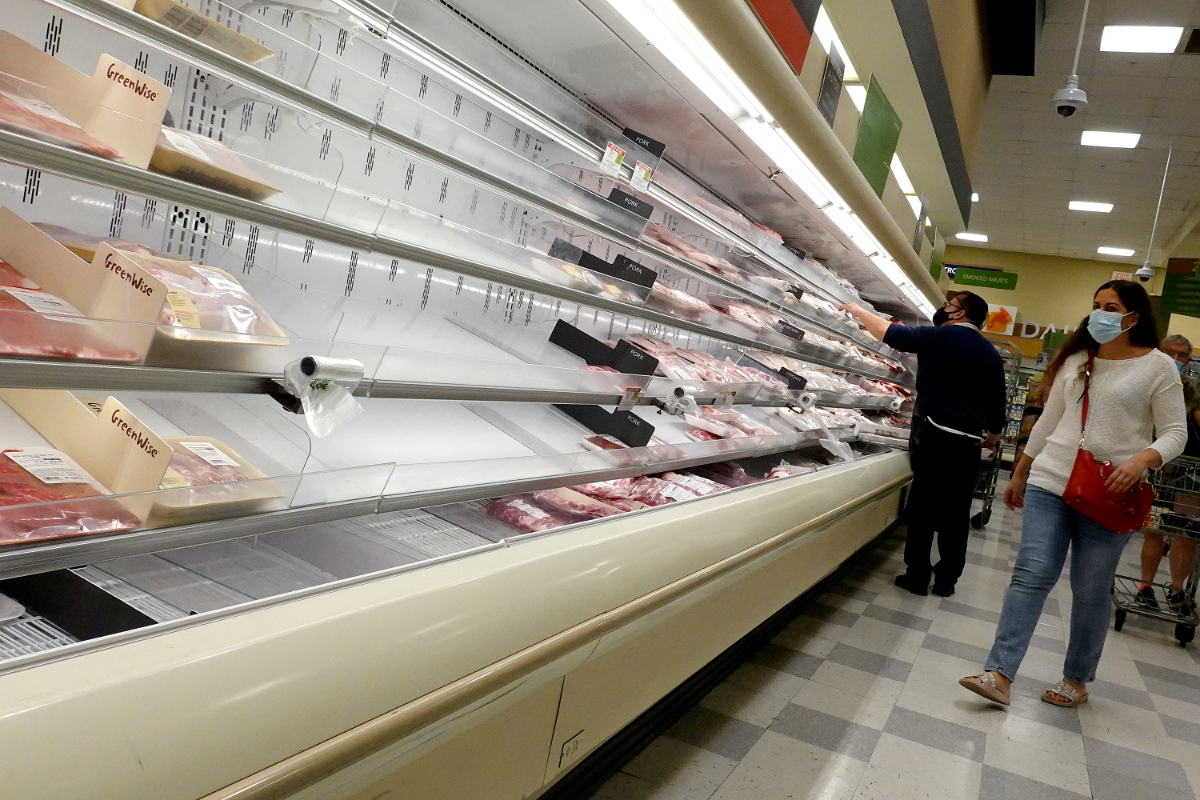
[817,42,845,126]
[1162,266,1200,318]
[852,76,903,198]
[953,266,1017,290]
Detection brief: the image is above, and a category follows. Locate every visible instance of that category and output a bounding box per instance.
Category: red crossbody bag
[1061,353,1156,533]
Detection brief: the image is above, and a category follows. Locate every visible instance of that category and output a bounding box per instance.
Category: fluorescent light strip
[846,84,867,112]
[957,233,988,242]
[891,154,914,194]
[813,7,860,82]
[1069,201,1113,213]
[1081,130,1141,148]
[906,195,922,217]
[1098,246,1135,256]
[1099,25,1183,53]
[971,193,979,202]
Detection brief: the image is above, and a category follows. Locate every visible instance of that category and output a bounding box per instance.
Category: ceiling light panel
[1081,131,1141,148]
[1099,26,1184,53]
[846,84,867,112]
[1069,201,1114,212]
[891,154,915,195]
[957,233,988,242]
[1098,246,1135,256]
[971,193,979,202]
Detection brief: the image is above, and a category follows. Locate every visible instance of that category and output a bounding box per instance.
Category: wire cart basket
[971,341,1023,530]
[1112,457,1200,647]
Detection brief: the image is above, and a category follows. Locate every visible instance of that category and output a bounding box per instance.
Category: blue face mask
[1177,360,1186,373]
[1087,309,1133,344]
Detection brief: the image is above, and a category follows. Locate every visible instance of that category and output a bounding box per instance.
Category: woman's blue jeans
[985,486,1130,684]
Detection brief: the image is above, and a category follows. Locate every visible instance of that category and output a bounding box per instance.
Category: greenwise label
[953,267,1017,290]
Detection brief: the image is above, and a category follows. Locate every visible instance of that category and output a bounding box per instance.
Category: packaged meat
[532,487,624,519]
[0,447,141,544]
[647,282,718,321]
[581,434,627,452]
[683,413,735,438]
[658,471,728,496]
[150,127,281,202]
[685,428,722,443]
[697,405,741,423]
[657,354,707,382]
[569,482,648,512]
[728,413,779,437]
[691,461,758,487]
[603,476,695,506]
[625,334,677,358]
[134,0,275,65]
[0,72,121,160]
[0,287,141,362]
[124,254,285,339]
[486,495,579,533]
[151,436,283,526]
[0,258,38,290]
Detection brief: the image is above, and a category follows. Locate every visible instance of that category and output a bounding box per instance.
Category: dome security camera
[1135,262,1155,283]
[1051,75,1088,118]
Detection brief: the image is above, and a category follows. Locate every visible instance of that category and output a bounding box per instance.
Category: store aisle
[589,502,1200,800]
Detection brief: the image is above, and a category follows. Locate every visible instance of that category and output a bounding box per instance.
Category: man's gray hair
[1165,334,1193,355]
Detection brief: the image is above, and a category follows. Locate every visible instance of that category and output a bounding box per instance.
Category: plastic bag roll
[300,356,365,386]
[796,392,816,410]
[888,397,903,412]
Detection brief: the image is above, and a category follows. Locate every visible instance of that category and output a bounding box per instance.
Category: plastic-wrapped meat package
[768,462,818,480]
[486,495,580,533]
[582,365,618,373]
[658,471,728,496]
[709,299,777,331]
[728,413,778,437]
[648,282,718,321]
[0,259,38,290]
[697,405,741,423]
[657,354,707,382]
[532,487,624,519]
[0,72,121,160]
[0,448,141,544]
[644,224,743,282]
[685,428,722,443]
[0,284,141,363]
[692,461,758,487]
[684,413,737,438]
[625,334,677,358]
[602,476,696,506]
[568,482,647,512]
[124,253,284,338]
[164,448,247,487]
[735,363,790,394]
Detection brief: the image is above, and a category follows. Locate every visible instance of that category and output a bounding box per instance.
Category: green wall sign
[1162,264,1200,318]
[953,266,1018,290]
[852,76,902,198]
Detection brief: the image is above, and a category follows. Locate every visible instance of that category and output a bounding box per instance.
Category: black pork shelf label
[607,188,653,220]
[621,128,667,159]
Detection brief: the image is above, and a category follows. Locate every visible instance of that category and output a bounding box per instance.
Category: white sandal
[958,671,1010,706]
[1042,679,1088,707]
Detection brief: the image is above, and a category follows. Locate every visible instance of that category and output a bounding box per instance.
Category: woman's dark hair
[1044,279,1160,386]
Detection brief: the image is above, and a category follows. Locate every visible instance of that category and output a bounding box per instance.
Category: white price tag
[3,288,84,317]
[6,450,89,484]
[192,266,244,293]
[617,387,641,412]
[511,499,550,519]
[599,141,626,176]
[660,484,695,502]
[630,160,653,191]
[180,440,240,467]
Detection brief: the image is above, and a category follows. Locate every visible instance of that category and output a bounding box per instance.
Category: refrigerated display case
[0,0,918,796]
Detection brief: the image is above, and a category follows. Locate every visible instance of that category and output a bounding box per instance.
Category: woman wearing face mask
[959,280,1185,708]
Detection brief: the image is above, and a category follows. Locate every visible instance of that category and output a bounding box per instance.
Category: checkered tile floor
[589,500,1200,800]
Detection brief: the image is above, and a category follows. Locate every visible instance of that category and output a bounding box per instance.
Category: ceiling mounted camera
[1052,76,1088,117]
[1135,262,1156,282]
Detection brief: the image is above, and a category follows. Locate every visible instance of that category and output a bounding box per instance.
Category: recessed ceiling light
[957,233,988,242]
[1098,246,1135,256]
[1081,131,1141,148]
[1100,25,1184,53]
[846,84,867,112]
[971,193,979,202]
[1069,201,1114,212]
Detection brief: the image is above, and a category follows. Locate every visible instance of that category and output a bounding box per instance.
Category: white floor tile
[926,612,999,650]
[994,712,1086,764]
[839,615,927,664]
[869,591,943,620]
[1151,692,1200,725]
[791,681,896,730]
[699,679,800,729]
[710,731,867,800]
[810,661,906,704]
[983,734,1090,795]
[1077,696,1170,755]
[723,662,806,698]
[853,733,982,800]
[894,683,1006,736]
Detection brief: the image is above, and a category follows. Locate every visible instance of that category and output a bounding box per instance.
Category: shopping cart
[970,341,1023,530]
[1112,457,1200,647]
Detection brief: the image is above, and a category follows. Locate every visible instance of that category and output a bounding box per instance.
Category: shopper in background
[842,291,1006,598]
[960,280,1185,709]
[1136,334,1200,611]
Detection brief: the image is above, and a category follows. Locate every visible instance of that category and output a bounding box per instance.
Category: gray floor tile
[827,583,879,604]
[965,551,1013,571]
[1160,713,1200,746]
[1007,685,1083,734]
[920,633,990,664]
[1088,765,1195,800]
[1029,634,1067,654]
[1043,598,1061,617]
[768,702,881,761]
[802,602,863,629]
[1082,737,1193,793]
[1136,660,1200,692]
[750,643,824,679]
[939,600,1001,624]
[662,707,765,762]
[861,604,933,632]
[826,642,913,682]
[882,705,987,762]
[1086,679,1155,710]
[979,765,1088,800]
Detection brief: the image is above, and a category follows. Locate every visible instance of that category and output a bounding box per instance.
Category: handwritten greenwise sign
[953,267,1018,290]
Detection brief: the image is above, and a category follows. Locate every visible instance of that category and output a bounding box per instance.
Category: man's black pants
[902,418,983,588]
